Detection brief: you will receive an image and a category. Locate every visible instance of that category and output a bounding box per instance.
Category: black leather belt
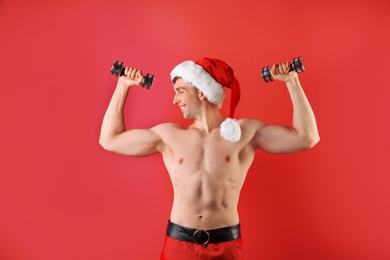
[166,220,241,245]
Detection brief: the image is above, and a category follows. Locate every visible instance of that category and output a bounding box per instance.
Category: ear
[198,91,207,101]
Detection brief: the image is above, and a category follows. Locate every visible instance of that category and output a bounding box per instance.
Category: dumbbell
[110,60,154,89]
[261,57,305,83]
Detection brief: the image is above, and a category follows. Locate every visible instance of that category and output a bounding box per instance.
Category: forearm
[99,82,130,148]
[286,77,320,147]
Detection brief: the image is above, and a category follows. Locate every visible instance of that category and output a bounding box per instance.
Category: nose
[173,93,179,104]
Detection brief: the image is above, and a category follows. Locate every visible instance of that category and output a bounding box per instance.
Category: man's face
[173,78,201,119]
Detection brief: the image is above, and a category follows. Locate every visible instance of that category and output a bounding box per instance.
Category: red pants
[160,236,244,260]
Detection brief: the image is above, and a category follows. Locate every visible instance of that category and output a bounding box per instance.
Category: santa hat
[170,57,241,142]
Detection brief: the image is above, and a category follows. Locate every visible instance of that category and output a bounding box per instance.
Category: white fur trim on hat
[220,118,241,142]
[170,60,226,108]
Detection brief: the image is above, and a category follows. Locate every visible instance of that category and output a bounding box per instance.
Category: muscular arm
[251,63,320,153]
[99,69,164,156]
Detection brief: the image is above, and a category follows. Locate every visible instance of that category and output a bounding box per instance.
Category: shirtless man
[99,57,320,259]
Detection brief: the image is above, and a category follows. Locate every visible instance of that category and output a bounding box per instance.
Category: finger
[135,70,143,81]
[134,69,141,81]
[277,63,283,73]
[285,62,291,73]
[279,63,284,73]
[270,64,276,73]
[124,67,130,77]
[136,69,144,78]
[278,63,284,74]
[127,67,135,78]
[284,62,290,73]
[130,68,138,79]
[274,64,279,74]
[269,64,277,77]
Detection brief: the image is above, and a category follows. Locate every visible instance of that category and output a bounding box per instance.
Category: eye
[175,89,184,94]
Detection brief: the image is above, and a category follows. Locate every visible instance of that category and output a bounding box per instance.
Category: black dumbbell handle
[111,60,154,89]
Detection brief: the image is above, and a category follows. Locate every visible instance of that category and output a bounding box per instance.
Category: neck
[191,105,224,134]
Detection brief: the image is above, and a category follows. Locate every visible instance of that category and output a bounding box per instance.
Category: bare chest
[162,130,251,177]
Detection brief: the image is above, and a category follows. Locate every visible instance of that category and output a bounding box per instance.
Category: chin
[182,113,192,120]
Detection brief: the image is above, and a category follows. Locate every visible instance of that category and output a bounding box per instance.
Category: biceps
[106,129,163,156]
[252,125,304,154]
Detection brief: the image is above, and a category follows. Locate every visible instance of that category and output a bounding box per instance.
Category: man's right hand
[118,67,144,88]
[270,62,298,83]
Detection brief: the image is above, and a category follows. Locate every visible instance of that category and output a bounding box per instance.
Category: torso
[156,119,259,230]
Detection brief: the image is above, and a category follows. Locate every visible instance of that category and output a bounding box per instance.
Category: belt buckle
[193,229,210,245]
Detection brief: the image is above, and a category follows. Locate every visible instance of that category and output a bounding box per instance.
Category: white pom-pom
[220,118,241,142]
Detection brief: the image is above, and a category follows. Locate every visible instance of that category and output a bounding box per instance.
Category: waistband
[166,220,241,245]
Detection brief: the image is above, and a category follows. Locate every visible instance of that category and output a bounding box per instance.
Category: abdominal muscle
[168,164,246,230]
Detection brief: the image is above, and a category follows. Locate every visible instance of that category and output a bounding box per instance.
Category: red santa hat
[170,57,241,142]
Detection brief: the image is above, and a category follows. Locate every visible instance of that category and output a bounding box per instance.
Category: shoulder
[151,122,186,136]
[235,118,267,142]
[237,118,266,130]
[152,122,184,130]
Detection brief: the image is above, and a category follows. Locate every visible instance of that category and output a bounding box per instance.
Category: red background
[1,0,390,259]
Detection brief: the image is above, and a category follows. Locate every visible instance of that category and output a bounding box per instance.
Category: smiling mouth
[180,105,186,111]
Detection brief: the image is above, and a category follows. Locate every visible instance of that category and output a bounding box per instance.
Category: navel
[178,158,184,164]
[225,155,231,163]
[198,215,203,219]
